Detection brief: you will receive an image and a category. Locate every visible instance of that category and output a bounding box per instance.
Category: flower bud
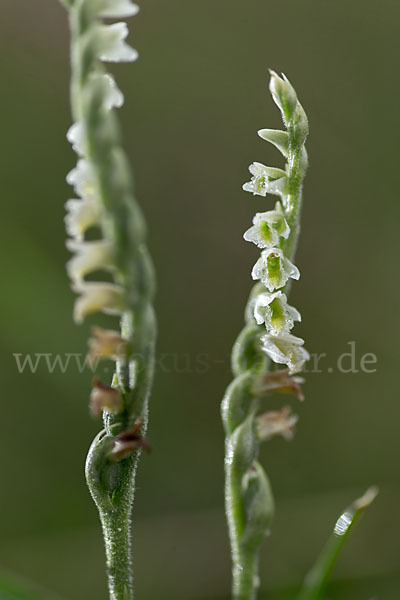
[269,70,298,125]
[257,129,289,157]
[292,102,309,148]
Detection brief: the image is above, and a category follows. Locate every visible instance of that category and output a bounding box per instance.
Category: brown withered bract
[89,377,123,417]
[253,368,304,401]
[257,405,298,442]
[109,421,152,460]
[88,325,128,361]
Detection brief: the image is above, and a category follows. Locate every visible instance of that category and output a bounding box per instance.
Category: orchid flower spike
[61,2,157,599]
[221,70,310,600]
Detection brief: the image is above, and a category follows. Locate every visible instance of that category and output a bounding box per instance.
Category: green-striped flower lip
[253,290,301,335]
[251,247,299,292]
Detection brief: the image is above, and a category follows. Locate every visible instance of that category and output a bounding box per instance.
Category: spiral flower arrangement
[54,6,378,596]
[221,71,309,600]
[61,1,156,599]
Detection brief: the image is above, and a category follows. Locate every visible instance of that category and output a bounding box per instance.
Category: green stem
[233,552,259,600]
[86,432,137,600]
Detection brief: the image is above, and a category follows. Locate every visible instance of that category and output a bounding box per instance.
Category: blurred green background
[0,0,399,598]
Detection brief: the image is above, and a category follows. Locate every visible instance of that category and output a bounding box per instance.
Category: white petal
[249,162,286,180]
[254,291,279,325]
[66,239,115,284]
[287,304,301,323]
[73,282,126,323]
[97,0,139,18]
[261,333,309,373]
[65,198,101,240]
[103,74,124,109]
[66,122,85,155]
[243,224,260,245]
[66,159,96,199]
[251,256,265,282]
[242,181,265,196]
[97,23,138,63]
[283,256,300,280]
[89,73,124,111]
[242,180,267,196]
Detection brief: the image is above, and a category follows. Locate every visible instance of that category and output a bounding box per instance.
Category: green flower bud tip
[257,129,289,157]
[269,70,298,125]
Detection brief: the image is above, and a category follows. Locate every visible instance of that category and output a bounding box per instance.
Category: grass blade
[298,487,378,600]
[0,568,62,600]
